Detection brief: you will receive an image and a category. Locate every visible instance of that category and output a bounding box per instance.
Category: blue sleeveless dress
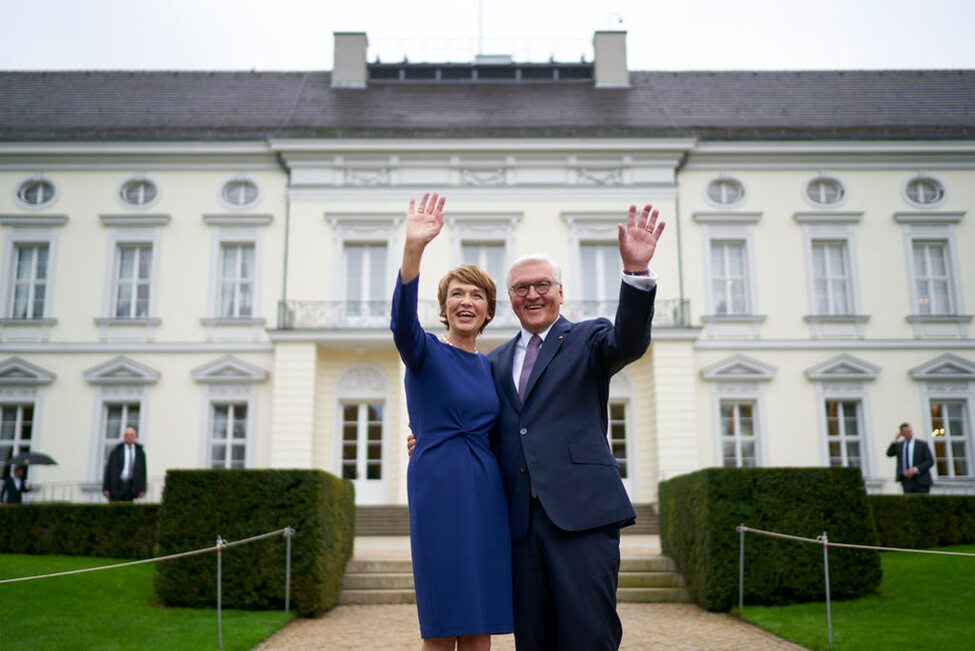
[391,275,513,639]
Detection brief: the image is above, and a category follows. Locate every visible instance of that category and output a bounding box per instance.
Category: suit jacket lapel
[497,335,521,408]
[523,316,570,403]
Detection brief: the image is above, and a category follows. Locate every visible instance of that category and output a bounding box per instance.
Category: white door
[340,402,386,504]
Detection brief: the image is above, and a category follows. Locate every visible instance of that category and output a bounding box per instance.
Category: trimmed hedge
[153,469,354,617]
[870,495,975,548]
[0,503,158,558]
[659,467,882,612]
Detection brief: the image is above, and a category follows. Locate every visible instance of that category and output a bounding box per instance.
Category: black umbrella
[6,451,57,467]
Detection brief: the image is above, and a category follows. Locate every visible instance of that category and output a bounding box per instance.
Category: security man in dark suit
[886,422,934,494]
[102,425,147,501]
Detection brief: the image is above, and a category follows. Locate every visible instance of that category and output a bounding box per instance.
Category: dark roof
[1,69,974,141]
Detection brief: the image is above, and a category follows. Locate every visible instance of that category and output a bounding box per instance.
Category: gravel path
[255,603,805,650]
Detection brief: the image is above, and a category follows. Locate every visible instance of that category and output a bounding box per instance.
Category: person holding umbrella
[1,465,32,504]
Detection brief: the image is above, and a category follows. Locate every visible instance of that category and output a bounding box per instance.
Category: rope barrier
[737,525,975,557]
[0,527,292,584]
[736,523,975,648]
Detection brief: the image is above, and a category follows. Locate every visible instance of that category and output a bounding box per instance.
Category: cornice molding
[692,211,762,224]
[271,137,699,155]
[0,214,68,227]
[794,211,864,223]
[202,214,273,226]
[894,211,965,224]
[99,214,171,226]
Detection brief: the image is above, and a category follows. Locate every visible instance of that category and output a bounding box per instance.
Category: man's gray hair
[506,253,563,288]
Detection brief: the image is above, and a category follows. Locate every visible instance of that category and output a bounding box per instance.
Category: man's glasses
[509,280,558,297]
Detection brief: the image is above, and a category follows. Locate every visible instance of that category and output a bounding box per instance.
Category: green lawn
[740,544,975,650]
[0,554,294,650]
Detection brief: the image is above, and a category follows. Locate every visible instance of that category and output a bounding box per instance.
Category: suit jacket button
[520,428,528,435]
[520,465,527,473]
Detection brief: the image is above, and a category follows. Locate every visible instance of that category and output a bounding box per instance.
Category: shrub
[870,495,975,548]
[659,467,882,612]
[0,503,158,558]
[153,469,354,617]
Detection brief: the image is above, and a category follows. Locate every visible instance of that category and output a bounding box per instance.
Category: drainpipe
[673,151,689,325]
[275,151,292,328]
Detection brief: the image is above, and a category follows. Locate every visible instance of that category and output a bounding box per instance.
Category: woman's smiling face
[444,280,489,335]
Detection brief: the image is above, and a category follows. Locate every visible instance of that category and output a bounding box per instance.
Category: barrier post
[216,536,226,651]
[736,524,745,612]
[284,527,294,614]
[819,531,833,649]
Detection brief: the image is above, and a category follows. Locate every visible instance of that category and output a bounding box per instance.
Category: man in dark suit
[487,203,664,650]
[886,422,934,494]
[102,425,147,501]
[1,465,31,504]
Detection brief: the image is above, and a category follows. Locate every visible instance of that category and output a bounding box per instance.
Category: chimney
[332,32,368,88]
[593,31,630,88]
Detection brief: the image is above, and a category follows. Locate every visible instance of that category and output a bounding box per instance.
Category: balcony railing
[278,299,691,330]
[16,477,166,504]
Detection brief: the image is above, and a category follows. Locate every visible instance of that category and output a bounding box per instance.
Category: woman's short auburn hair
[437,264,497,333]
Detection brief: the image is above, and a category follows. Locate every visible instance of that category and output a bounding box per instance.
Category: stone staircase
[339,544,688,606]
[340,558,416,605]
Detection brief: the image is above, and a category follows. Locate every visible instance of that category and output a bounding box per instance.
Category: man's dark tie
[518,334,542,402]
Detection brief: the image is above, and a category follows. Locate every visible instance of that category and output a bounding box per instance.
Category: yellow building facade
[1,33,974,504]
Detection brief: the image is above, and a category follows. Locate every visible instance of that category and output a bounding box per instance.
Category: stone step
[346,559,414,573]
[620,556,676,572]
[343,572,415,590]
[617,587,692,603]
[339,589,417,605]
[354,503,659,536]
[618,572,684,588]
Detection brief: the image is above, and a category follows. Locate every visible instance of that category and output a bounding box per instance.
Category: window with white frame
[100,402,140,465]
[113,244,153,318]
[580,242,621,315]
[904,176,945,207]
[608,401,628,478]
[912,240,955,315]
[344,243,387,319]
[340,402,383,481]
[208,402,248,469]
[329,214,399,327]
[220,178,260,209]
[118,178,159,208]
[811,241,852,315]
[824,399,863,467]
[805,175,845,207]
[192,356,264,471]
[218,243,255,318]
[930,399,970,478]
[0,404,33,470]
[15,178,57,209]
[461,242,505,281]
[706,177,745,206]
[720,400,758,468]
[10,244,49,320]
[709,240,749,315]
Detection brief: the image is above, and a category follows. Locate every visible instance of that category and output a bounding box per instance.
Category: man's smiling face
[509,260,563,334]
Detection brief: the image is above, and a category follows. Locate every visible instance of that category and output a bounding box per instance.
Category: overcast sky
[2,0,974,72]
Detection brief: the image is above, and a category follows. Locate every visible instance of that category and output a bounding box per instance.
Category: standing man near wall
[886,422,934,494]
[102,425,147,501]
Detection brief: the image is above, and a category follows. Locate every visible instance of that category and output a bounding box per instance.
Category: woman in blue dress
[391,192,513,650]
